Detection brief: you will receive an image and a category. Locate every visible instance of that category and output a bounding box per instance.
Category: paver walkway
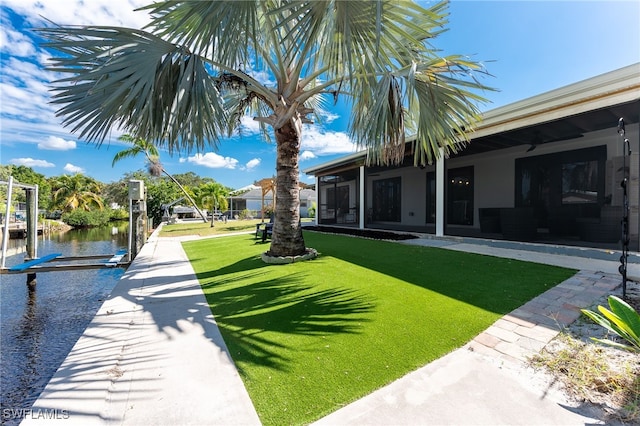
[469,271,621,363]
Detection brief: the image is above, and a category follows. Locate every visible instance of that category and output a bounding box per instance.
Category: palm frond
[351,53,492,166]
[37,25,227,152]
[140,0,259,66]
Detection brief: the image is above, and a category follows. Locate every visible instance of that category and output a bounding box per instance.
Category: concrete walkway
[24,230,260,425]
[24,230,638,425]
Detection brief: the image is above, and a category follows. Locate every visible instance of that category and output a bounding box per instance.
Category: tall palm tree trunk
[268,120,306,257]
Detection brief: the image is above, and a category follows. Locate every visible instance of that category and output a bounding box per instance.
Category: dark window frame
[372,177,402,222]
[447,166,474,226]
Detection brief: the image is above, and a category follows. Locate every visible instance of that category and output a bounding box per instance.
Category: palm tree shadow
[199,271,375,374]
[193,252,270,279]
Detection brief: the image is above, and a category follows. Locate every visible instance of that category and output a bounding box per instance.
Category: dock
[0,251,130,274]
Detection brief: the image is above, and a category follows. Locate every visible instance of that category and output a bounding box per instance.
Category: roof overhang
[304,63,640,175]
[458,63,640,156]
[303,150,368,176]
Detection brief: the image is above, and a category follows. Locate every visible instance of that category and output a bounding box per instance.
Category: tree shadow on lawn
[196,269,374,374]
[303,231,576,316]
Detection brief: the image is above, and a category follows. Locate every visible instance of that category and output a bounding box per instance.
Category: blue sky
[1,1,639,190]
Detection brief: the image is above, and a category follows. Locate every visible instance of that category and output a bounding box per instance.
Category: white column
[359,165,365,229]
[315,176,319,225]
[436,148,445,237]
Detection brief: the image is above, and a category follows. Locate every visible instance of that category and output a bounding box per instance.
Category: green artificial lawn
[182,231,576,425]
[159,219,264,237]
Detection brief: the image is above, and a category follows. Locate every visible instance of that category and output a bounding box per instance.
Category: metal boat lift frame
[1,176,130,276]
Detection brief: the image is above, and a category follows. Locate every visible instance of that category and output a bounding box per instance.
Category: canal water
[1,224,128,424]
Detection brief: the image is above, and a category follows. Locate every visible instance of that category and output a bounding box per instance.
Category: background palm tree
[39,0,491,257]
[51,174,104,212]
[195,182,229,227]
[113,134,207,223]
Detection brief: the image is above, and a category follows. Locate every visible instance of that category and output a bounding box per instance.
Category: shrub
[581,296,640,353]
[62,209,111,227]
[109,208,129,221]
[238,209,252,220]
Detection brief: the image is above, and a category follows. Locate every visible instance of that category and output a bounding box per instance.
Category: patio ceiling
[457,99,640,157]
[305,63,640,176]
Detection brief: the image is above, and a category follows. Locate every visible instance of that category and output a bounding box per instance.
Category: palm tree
[38,0,491,257]
[113,134,207,223]
[51,174,104,212]
[195,182,229,227]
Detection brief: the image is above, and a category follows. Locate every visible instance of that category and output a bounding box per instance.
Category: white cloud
[10,158,55,168]
[300,150,316,161]
[38,136,76,150]
[239,115,262,135]
[2,0,151,28]
[319,111,340,124]
[64,163,84,173]
[0,1,152,158]
[300,125,358,155]
[245,158,261,170]
[248,69,276,87]
[183,152,239,169]
[0,26,37,57]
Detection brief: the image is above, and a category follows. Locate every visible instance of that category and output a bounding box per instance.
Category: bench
[8,253,62,271]
[260,223,273,242]
[255,216,274,241]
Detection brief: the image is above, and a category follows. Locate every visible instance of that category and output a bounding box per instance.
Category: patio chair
[255,215,274,240]
[260,222,273,242]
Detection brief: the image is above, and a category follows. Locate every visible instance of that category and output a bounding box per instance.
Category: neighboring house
[229,186,317,218]
[304,63,640,251]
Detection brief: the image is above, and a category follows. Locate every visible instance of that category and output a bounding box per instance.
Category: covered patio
[305,64,640,252]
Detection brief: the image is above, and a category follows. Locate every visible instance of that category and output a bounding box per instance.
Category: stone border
[261,248,318,264]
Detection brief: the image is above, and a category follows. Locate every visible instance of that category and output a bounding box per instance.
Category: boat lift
[1,177,133,282]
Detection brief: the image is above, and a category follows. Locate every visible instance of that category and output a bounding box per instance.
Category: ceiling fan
[526,131,583,152]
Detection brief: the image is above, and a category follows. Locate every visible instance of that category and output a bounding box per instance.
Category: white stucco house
[304,64,640,251]
[228,186,317,218]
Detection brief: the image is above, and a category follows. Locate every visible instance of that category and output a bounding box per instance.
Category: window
[516,146,605,208]
[372,177,401,222]
[562,160,598,204]
[515,146,606,229]
[425,172,436,223]
[319,170,359,225]
[447,166,474,225]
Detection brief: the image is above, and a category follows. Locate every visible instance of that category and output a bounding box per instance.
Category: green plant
[308,202,316,218]
[238,209,252,220]
[581,296,640,352]
[263,203,274,218]
[62,209,110,227]
[108,208,129,221]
